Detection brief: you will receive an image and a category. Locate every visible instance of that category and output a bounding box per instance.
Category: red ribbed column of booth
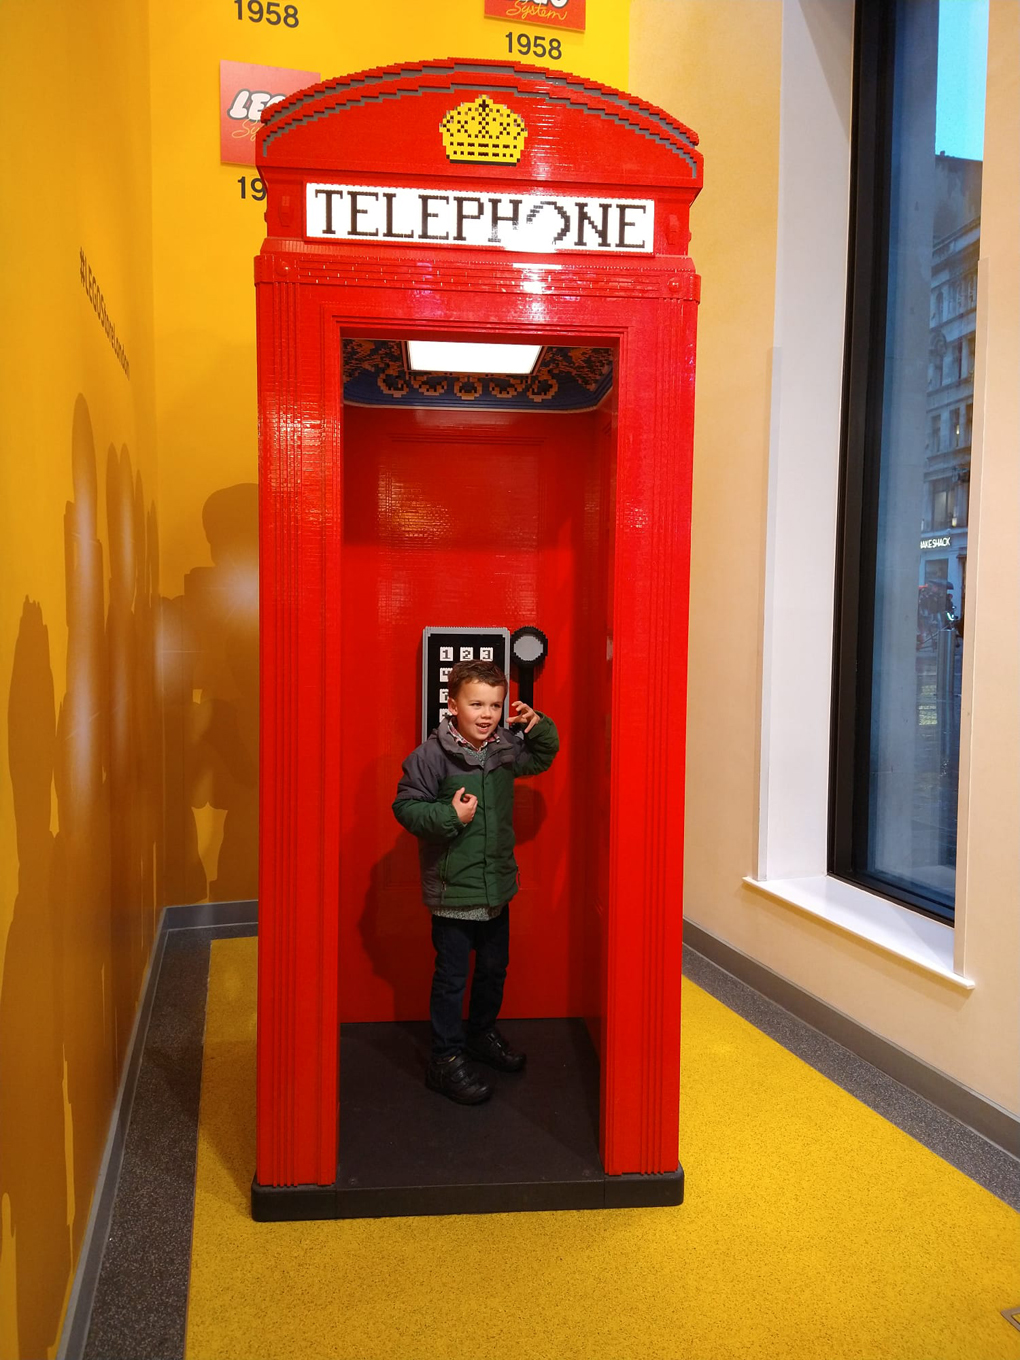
[255,265,343,1188]
[600,284,698,1176]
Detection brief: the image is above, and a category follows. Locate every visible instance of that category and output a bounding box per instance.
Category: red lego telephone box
[252,59,702,1219]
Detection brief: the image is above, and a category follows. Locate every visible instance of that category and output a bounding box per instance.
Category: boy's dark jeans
[429,908,510,1060]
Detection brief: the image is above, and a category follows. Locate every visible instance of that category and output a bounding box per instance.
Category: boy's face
[448,680,506,747]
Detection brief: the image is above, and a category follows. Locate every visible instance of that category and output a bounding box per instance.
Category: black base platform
[252,1018,684,1221]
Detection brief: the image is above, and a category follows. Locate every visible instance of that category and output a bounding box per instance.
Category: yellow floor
[186,937,1020,1360]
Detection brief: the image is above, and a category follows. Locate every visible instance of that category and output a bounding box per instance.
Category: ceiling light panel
[407,340,542,375]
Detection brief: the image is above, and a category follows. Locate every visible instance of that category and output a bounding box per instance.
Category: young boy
[392,658,559,1105]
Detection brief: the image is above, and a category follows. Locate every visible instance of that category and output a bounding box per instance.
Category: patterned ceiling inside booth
[342,340,613,412]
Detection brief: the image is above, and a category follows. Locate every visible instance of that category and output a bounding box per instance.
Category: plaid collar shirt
[447,719,500,757]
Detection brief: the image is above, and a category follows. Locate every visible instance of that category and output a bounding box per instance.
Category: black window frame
[829,0,958,925]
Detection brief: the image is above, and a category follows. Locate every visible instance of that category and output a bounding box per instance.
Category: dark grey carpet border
[163,899,261,931]
[59,902,257,1360]
[56,922,171,1360]
[683,921,1020,1207]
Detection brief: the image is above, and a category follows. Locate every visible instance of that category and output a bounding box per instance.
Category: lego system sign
[484,0,586,33]
[305,183,655,253]
[220,60,319,165]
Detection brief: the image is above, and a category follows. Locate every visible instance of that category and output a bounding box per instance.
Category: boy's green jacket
[392,715,559,909]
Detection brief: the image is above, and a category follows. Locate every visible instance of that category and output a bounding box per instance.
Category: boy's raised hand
[452,787,478,824]
[509,700,541,733]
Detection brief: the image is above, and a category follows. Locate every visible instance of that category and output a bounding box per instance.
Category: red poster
[484,0,586,34]
[220,60,320,166]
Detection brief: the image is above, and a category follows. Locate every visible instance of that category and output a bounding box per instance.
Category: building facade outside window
[831,0,988,921]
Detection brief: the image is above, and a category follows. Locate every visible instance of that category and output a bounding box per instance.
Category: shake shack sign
[305,182,655,254]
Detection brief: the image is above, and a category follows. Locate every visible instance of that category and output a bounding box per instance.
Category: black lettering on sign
[314,187,343,234]
[453,196,485,242]
[305,185,655,253]
[383,191,413,239]
[420,194,450,241]
[616,203,648,249]
[526,199,570,244]
[348,190,379,237]
[574,201,612,248]
[489,197,522,244]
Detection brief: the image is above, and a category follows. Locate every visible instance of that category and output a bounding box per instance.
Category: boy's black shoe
[425,1052,493,1104]
[466,1027,527,1073]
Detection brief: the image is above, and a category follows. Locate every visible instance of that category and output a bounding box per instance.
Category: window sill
[742,874,974,991]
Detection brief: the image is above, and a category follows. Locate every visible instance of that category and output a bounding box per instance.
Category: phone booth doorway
[252,59,702,1220]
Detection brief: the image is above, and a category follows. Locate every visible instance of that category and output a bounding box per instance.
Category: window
[930,349,944,389]
[831,0,987,922]
[929,475,967,531]
[931,479,950,530]
[929,414,941,453]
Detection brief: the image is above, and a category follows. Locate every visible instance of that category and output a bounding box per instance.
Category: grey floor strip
[684,918,1020,1157]
[57,927,171,1360]
[82,924,256,1360]
[683,943,1020,1211]
[163,900,258,931]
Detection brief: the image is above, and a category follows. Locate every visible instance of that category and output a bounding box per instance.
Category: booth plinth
[251,1019,684,1221]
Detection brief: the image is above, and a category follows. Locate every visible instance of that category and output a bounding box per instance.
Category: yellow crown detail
[440,96,527,165]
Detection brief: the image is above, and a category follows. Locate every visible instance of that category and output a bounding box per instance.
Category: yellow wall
[0,2,159,1355]
[0,9,628,1353]
[630,0,783,899]
[632,0,1020,1116]
[149,0,631,907]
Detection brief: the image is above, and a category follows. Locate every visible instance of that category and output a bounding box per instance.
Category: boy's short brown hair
[447,658,508,699]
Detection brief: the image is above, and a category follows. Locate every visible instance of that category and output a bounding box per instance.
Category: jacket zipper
[440,766,470,904]
[439,845,449,905]
[481,763,489,906]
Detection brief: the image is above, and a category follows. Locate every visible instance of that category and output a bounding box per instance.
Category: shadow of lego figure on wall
[57,398,118,1253]
[162,485,259,905]
[0,394,163,1360]
[105,439,162,1069]
[0,602,70,1360]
